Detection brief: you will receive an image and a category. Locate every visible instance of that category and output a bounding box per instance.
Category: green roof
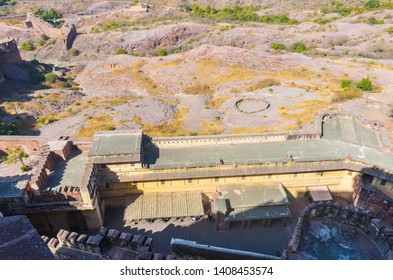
[214,184,291,221]
[89,131,142,163]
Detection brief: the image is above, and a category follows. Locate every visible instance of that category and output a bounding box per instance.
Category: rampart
[25,13,61,38]
[24,13,78,50]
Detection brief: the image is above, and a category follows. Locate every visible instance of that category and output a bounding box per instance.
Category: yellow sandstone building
[0,113,392,233]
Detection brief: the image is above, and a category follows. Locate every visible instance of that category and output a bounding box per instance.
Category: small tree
[157,48,167,56]
[291,42,306,53]
[271,42,286,50]
[20,41,35,51]
[356,77,373,91]
[340,79,352,89]
[1,146,29,166]
[44,73,59,83]
[116,48,128,54]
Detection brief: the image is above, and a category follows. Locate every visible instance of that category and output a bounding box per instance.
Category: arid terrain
[1,0,393,139]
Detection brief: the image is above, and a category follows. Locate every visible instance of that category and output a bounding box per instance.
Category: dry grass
[207,96,230,109]
[184,83,213,95]
[132,107,189,136]
[75,114,117,137]
[197,59,220,78]
[212,65,256,84]
[230,125,272,134]
[244,78,281,92]
[198,119,225,135]
[268,66,318,81]
[279,98,330,129]
[153,57,185,68]
[108,60,161,95]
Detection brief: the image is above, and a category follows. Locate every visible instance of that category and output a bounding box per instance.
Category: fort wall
[25,13,61,38]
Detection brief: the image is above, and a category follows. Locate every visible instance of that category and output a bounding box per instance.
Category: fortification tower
[0,39,22,64]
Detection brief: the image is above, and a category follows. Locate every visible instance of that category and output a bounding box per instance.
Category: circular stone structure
[235,98,270,114]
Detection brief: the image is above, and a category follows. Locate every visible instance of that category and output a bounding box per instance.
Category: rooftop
[124,192,204,220]
[214,184,291,221]
[144,139,393,171]
[89,131,142,163]
[46,149,88,190]
[0,215,54,260]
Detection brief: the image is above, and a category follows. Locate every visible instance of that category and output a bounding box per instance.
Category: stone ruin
[23,13,78,50]
[235,98,270,114]
[283,201,393,260]
[0,39,22,83]
[42,227,174,260]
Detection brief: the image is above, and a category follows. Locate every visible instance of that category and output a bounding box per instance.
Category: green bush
[48,117,58,123]
[103,21,127,31]
[0,0,16,6]
[106,125,116,131]
[186,5,298,24]
[36,117,46,124]
[19,41,35,51]
[46,38,56,45]
[364,0,380,9]
[33,8,62,21]
[0,122,17,135]
[116,48,128,54]
[44,73,59,83]
[387,26,393,34]
[20,165,28,172]
[157,48,167,56]
[271,42,286,50]
[291,42,306,53]
[314,18,332,25]
[368,17,384,24]
[69,48,78,56]
[356,77,373,91]
[340,79,352,88]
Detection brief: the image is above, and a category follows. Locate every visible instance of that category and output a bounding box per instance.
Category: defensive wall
[24,13,77,50]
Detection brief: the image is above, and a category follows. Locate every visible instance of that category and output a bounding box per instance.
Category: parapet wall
[150,130,321,148]
[149,113,391,150]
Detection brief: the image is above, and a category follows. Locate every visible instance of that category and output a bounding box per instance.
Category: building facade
[0,114,393,234]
